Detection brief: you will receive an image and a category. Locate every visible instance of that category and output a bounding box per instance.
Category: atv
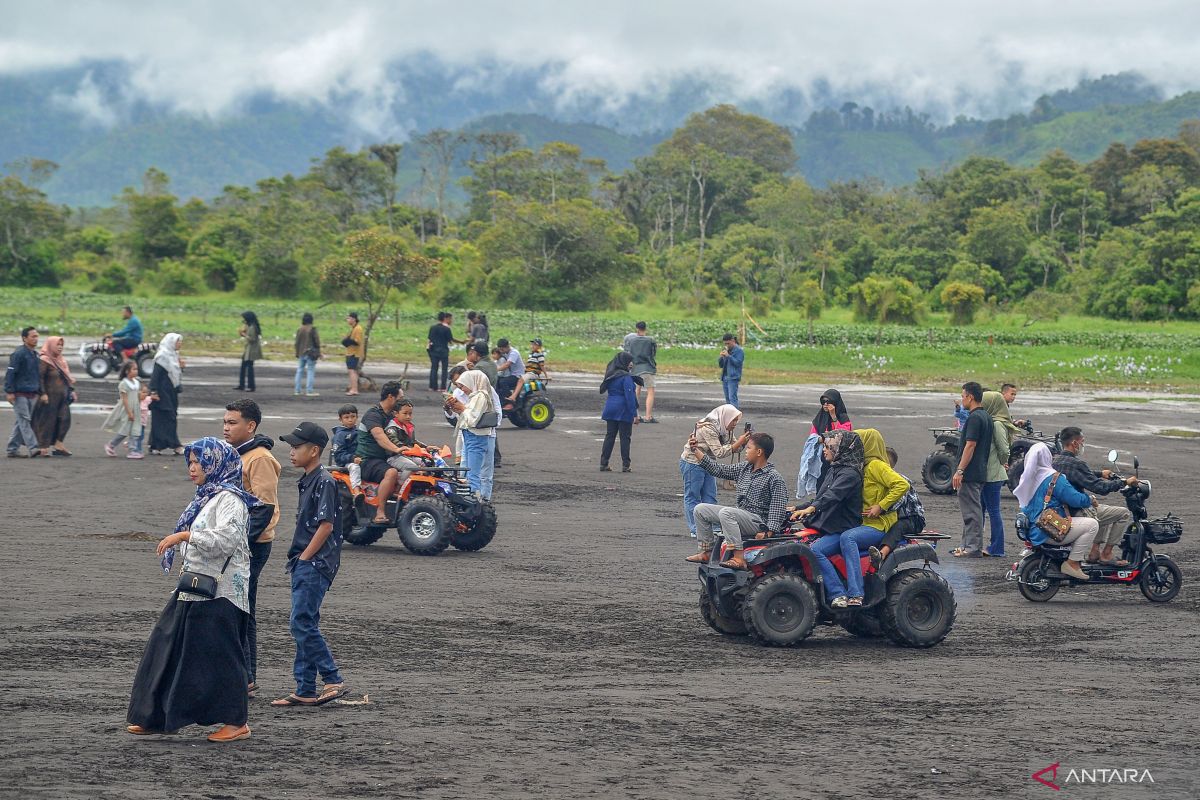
[922,422,1060,495]
[330,446,497,556]
[698,527,956,648]
[504,377,555,429]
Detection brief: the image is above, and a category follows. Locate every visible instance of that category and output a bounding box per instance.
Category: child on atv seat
[331,404,358,467]
[385,399,424,487]
[868,446,926,567]
[508,338,550,403]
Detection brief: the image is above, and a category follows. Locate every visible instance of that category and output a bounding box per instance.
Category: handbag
[247,503,275,544]
[1036,474,1073,542]
[472,410,500,429]
[176,555,233,599]
[341,336,357,348]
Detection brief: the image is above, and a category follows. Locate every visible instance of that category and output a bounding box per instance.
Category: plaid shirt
[697,455,790,534]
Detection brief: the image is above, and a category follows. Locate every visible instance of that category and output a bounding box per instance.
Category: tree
[415,129,468,236]
[963,203,1031,280]
[119,169,188,272]
[668,104,795,174]
[0,165,66,286]
[787,277,824,344]
[368,143,403,231]
[940,281,986,325]
[321,229,438,369]
[849,275,923,325]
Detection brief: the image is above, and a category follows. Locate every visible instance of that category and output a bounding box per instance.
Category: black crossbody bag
[176,555,233,599]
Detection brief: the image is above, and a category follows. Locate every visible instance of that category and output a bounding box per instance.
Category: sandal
[271,693,319,707]
[847,597,863,607]
[314,684,348,705]
[830,596,849,608]
[247,681,258,696]
[951,548,982,558]
[684,550,712,563]
[1099,558,1131,567]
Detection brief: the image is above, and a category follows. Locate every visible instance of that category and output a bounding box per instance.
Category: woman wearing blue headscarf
[127,437,259,743]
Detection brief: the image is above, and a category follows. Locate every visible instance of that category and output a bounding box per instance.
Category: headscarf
[457,369,497,428]
[173,437,260,534]
[858,428,887,464]
[39,336,75,385]
[812,388,849,433]
[982,390,1019,444]
[154,333,183,387]
[599,352,642,393]
[699,404,742,439]
[824,429,865,473]
[1014,442,1057,507]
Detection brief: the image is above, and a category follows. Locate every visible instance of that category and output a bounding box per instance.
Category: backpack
[893,475,926,530]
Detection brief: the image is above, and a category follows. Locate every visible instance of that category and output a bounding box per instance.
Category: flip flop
[314,684,349,705]
[271,693,318,707]
[951,548,983,558]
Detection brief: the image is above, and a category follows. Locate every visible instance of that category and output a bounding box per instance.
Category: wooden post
[60,291,68,322]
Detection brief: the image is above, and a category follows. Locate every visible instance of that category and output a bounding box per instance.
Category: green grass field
[4,288,1200,390]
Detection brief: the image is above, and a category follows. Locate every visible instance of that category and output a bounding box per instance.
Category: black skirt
[127,596,249,731]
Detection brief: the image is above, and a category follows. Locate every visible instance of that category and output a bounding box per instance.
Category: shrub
[940,281,986,325]
[849,275,923,324]
[92,262,132,294]
[156,259,204,296]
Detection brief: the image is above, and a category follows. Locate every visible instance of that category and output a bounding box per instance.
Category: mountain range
[2,63,1198,207]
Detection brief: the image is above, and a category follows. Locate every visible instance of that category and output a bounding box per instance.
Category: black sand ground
[3,358,1199,799]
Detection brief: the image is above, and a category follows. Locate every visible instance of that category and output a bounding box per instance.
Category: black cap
[280,421,329,449]
[497,338,510,348]
[470,342,488,357]
[530,337,543,346]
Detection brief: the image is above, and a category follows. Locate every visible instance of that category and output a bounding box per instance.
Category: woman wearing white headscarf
[149,333,185,455]
[454,369,499,500]
[679,404,750,538]
[1014,442,1098,581]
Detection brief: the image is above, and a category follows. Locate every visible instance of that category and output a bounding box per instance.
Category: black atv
[922,422,1060,495]
[505,377,555,430]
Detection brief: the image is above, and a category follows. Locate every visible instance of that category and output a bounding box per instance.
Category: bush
[940,281,986,325]
[92,262,132,294]
[849,275,923,324]
[155,259,204,296]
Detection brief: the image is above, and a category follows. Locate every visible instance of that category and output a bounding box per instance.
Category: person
[343,312,365,396]
[355,381,407,523]
[450,370,499,499]
[809,429,908,607]
[234,311,263,392]
[471,313,489,350]
[127,437,257,742]
[718,333,744,408]
[103,360,144,459]
[1053,427,1139,566]
[273,421,349,707]
[685,432,789,569]
[5,326,45,458]
[1015,442,1098,581]
[981,390,1016,556]
[951,381,991,557]
[148,333,184,455]
[509,338,549,403]
[623,321,658,423]
[427,311,459,391]
[331,404,359,468]
[1000,383,1028,427]
[680,404,749,538]
[109,305,143,351]
[869,446,927,566]
[294,312,321,397]
[494,338,525,404]
[598,352,641,473]
[461,344,502,467]
[32,334,75,457]
[810,389,852,435]
[791,430,866,604]
[222,398,280,697]
[385,398,425,488]
[465,311,478,345]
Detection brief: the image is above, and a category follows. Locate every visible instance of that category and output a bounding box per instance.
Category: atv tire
[922,450,957,495]
[397,494,454,556]
[507,407,528,428]
[699,591,747,636]
[523,393,554,429]
[451,500,498,551]
[344,523,386,547]
[840,606,885,638]
[741,572,817,647]
[137,352,156,379]
[85,354,111,379]
[879,569,956,648]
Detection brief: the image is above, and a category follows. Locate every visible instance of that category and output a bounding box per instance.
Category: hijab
[982,390,1019,444]
[812,388,849,433]
[457,369,497,427]
[1014,442,1057,507]
[173,437,260,534]
[858,428,888,464]
[599,352,642,393]
[154,333,182,386]
[824,429,865,473]
[699,404,742,441]
[39,336,75,385]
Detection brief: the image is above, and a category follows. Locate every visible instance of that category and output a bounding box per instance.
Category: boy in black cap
[508,337,549,404]
[272,421,348,707]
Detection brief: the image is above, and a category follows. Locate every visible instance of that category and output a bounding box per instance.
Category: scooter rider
[1052,426,1139,567]
[109,306,143,352]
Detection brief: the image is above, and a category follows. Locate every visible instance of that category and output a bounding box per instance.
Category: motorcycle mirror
[1133,456,1140,473]
[1107,449,1118,463]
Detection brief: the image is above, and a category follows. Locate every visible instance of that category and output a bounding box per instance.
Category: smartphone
[744,422,753,433]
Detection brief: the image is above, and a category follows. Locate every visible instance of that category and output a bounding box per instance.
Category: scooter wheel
[1140,556,1182,603]
[1017,558,1060,602]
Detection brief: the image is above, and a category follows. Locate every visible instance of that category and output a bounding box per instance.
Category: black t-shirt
[289,467,342,582]
[959,407,993,484]
[427,323,453,355]
[355,404,391,460]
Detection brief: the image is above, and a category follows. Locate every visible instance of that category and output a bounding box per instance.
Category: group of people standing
[5,327,76,458]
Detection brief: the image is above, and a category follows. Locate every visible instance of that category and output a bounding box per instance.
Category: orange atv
[330,445,497,556]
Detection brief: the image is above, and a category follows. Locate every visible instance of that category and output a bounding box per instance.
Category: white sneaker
[127,451,144,460]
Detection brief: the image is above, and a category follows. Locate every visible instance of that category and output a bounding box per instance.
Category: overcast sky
[3,1,1198,127]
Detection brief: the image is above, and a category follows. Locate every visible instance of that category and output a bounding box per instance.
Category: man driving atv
[684,431,789,569]
[355,380,407,525]
[1052,426,1140,567]
[109,306,143,352]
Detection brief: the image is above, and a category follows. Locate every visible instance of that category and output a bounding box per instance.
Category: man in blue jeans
[272,421,348,707]
[718,333,744,408]
[6,326,46,458]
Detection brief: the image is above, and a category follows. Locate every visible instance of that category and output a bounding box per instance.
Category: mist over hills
[2,62,1197,207]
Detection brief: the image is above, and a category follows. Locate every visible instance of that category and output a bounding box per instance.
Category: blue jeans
[680,459,717,536]
[810,526,885,600]
[982,480,1005,555]
[722,379,740,408]
[462,430,496,499]
[6,395,37,454]
[294,356,316,394]
[289,559,343,697]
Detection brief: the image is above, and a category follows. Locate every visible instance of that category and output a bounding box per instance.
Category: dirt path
[3,362,1198,798]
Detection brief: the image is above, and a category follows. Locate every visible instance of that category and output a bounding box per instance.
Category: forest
[3,103,1200,325]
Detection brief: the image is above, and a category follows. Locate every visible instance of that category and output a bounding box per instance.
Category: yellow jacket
[858,429,910,532]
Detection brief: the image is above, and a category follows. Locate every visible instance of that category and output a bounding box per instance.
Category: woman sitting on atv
[792,430,865,607]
